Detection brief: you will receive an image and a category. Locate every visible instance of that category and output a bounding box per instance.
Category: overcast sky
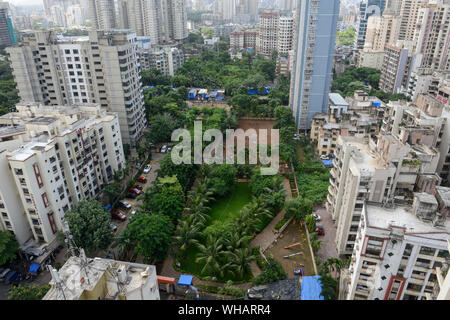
[5,0,43,6]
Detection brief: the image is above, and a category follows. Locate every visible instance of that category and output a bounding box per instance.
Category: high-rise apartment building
[398,0,427,41]
[413,1,450,71]
[118,0,188,45]
[379,44,411,93]
[214,0,236,21]
[0,2,16,46]
[256,12,295,58]
[289,0,340,130]
[342,196,449,300]
[90,0,117,30]
[0,103,125,250]
[6,30,147,145]
[355,0,386,49]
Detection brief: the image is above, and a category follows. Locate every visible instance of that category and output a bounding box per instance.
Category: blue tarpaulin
[29,263,40,274]
[248,89,256,95]
[105,204,111,211]
[178,275,193,286]
[322,160,333,167]
[372,100,381,107]
[301,276,324,300]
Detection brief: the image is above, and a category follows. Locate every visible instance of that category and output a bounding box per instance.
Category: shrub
[253,257,287,285]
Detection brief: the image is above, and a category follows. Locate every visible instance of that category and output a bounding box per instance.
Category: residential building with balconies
[344,197,449,300]
[0,103,125,252]
[6,30,146,145]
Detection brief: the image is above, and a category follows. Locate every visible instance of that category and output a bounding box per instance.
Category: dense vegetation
[8,284,50,300]
[0,59,20,116]
[0,230,19,266]
[336,27,356,46]
[332,66,408,101]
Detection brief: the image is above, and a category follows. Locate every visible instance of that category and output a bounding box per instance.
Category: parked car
[143,164,152,174]
[161,145,168,153]
[312,213,321,221]
[0,268,11,281]
[119,200,132,210]
[126,192,138,199]
[136,162,142,169]
[129,187,141,195]
[110,224,117,233]
[315,225,325,236]
[136,176,147,183]
[320,155,329,160]
[130,210,136,216]
[111,210,127,221]
[5,270,19,284]
[132,185,143,191]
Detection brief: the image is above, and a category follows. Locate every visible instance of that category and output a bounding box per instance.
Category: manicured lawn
[178,182,253,281]
[206,182,252,228]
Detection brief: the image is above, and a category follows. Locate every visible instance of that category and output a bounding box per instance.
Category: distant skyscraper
[0,2,16,46]
[355,0,386,49]
[214,0,236,21]
[90,0,117,29]
[289,0,340,130]
[118,0,188,45]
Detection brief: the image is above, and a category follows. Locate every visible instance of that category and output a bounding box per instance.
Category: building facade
[6,30,147,145]
[289,0,340,130]
[0,103,125,250]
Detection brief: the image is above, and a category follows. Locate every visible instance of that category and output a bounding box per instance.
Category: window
[41,193,50,208]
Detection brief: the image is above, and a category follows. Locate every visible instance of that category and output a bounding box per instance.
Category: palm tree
[309,232,322,253]
[225,247,256,279]
[223,231,252,252]
[263,180,287,211]
[113,234,134,261]
[305,214,316,233]
[173,219,200,258]
[195,235,225,281]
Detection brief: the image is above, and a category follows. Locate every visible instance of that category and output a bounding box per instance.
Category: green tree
[147,114,179,144]
[225,248,256,279]
[64,200,113,252]
[103,182,122,203]
[196,235,225,280]
[140,176,185,220]
[159,154,197,191]
[173,219,201,258]
[0,230,19,265]
[124,213,174,262]
[253,257,287,285]
[8,285,50,300]
[305,214,317,233]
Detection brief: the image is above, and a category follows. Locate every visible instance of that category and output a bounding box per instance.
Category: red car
[136,176,147,183]
[111,211,127,221]
[315,226,325,236]
[129,187,141,195]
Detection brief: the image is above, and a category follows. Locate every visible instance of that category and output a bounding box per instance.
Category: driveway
[108,152,165,257]
[315,206,338,263]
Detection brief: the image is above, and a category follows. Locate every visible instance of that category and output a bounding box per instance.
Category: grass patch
[178,182,253,282]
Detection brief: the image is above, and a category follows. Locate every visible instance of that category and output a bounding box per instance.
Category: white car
[143,164,152,174]
[119,200,132,210]
[110,224,118,233]
[312,214,321,221]
[320,155,329,160]
[161,145,168,153]
[131,210,136,216]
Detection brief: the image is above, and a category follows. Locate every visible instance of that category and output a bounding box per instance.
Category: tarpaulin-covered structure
[301,276,324,300]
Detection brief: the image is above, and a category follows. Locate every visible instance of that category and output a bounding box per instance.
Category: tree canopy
[64,200,113,252]
[0,230,19,265]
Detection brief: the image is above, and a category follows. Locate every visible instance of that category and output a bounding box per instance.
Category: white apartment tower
[118,0,188,45]
[6,30,147,145]
[0,103,125,250]
[344,197,449,300]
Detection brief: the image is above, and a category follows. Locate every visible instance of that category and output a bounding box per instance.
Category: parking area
[108,152,165,255]
[315,206,338,262]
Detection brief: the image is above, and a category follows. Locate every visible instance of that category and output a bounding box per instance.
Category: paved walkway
[315,206,338,263]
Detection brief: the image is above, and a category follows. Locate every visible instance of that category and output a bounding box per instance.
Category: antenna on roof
[48,265,66,300]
